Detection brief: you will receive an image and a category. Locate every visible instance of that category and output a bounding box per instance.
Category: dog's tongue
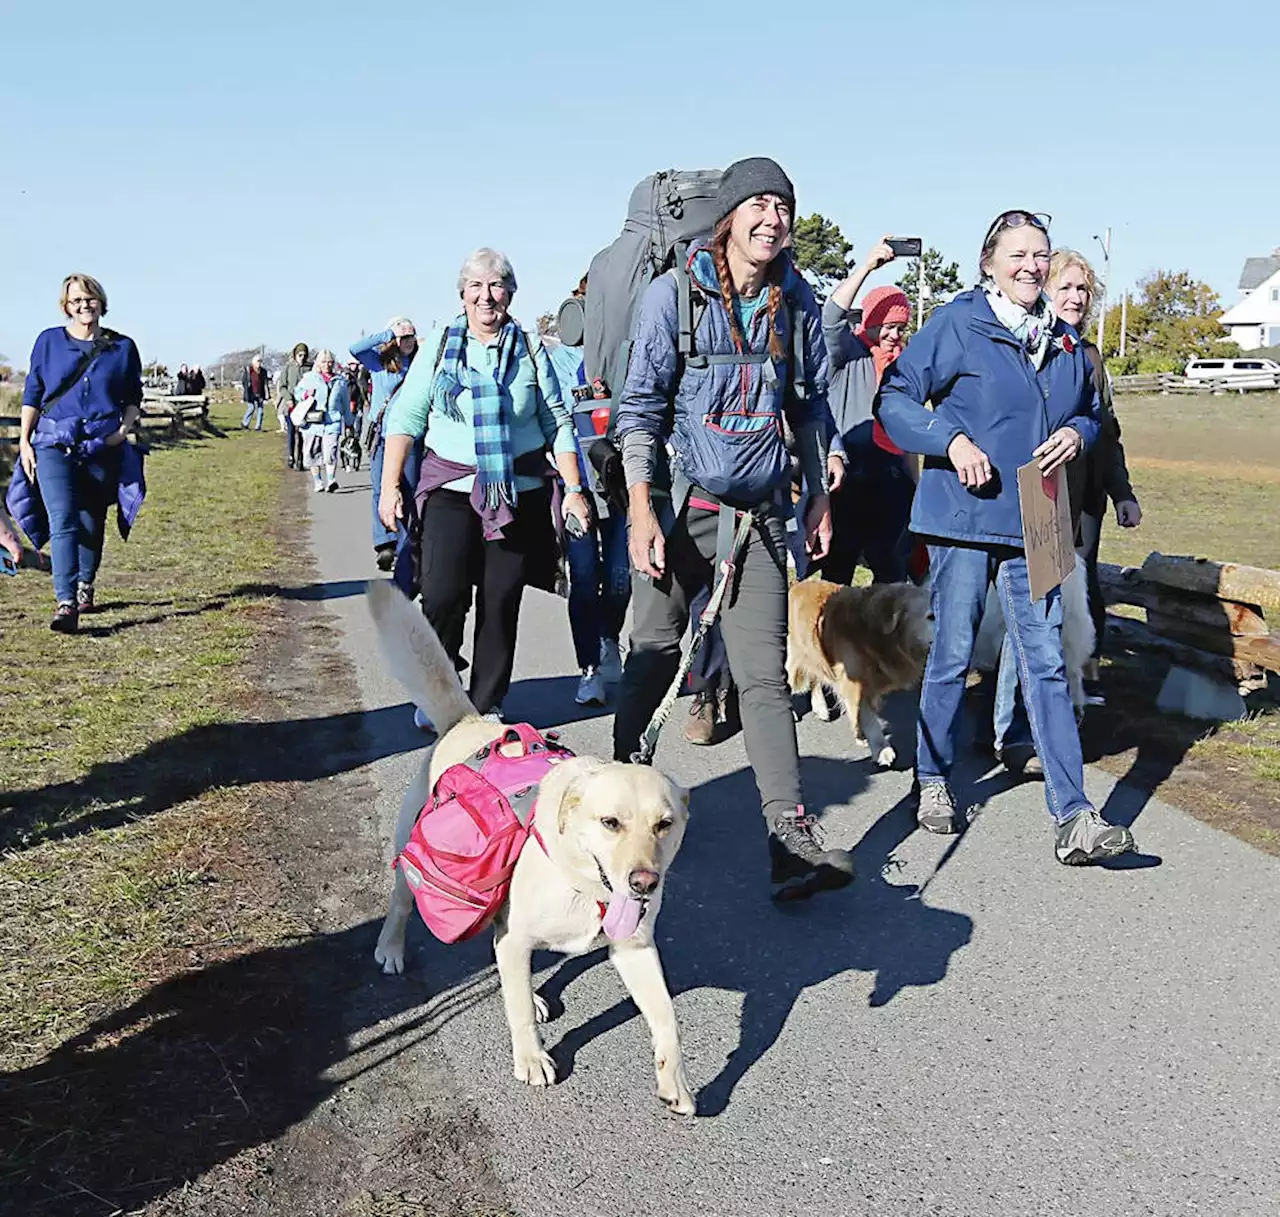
[602,892,645,941]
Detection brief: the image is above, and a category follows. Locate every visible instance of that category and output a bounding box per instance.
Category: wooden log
[1095,563,1268,635]
[1145,610,1280,671]
[1140,553,1280,613]
[1105,616,1262,683]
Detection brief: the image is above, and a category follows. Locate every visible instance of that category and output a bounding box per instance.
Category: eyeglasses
[983,210,1051,249]
[67,297,99,307]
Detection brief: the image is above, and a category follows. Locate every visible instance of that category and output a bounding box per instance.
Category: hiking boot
[684,691,716,746]
[50,602,79,634]
[1055,808,1135,866]
[916,781,959,835]
[769,807,855,901]
[575,666,607,706]
[76,582,97,614]
[598,637,623,686]
[999,744,1043,779]
[375,543,397,572]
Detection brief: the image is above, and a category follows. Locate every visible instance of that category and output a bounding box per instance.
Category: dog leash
[631,507,757,767]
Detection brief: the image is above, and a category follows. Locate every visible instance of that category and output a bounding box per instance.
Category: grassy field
[0,396,308,1070]
[1088,391,1279,850]
[1099,391,1280,570]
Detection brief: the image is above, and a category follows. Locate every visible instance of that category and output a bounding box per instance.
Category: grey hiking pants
[612,502,802,829]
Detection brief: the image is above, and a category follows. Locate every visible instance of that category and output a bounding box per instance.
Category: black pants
[418,486,547,715]
[822,447,914,585]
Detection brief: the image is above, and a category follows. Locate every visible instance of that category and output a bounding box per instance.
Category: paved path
[308,471,1280,1217]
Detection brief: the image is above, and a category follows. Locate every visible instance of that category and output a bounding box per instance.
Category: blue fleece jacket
[615,245,830,506]
[23,326,142,443]
[874,289,1100,546]
[349,329,416,426]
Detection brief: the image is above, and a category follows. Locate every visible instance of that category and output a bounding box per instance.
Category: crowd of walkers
[5,156,1144,896]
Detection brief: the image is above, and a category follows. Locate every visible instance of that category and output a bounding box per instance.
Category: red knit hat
[860,285,911,330]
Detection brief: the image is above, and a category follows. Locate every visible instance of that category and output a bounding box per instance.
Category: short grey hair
[312,348,335,366]
[457,248,517,296]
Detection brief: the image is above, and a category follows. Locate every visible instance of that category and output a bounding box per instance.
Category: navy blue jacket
[875,289,1100,546]
[23,326,142,434]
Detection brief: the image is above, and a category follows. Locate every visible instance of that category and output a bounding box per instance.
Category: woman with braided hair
[613,157,855,902]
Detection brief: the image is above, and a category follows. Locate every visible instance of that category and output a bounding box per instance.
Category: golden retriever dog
[786,580,933,767]
[365,582,694,1114]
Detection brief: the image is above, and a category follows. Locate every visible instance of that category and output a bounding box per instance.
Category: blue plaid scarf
[433,314,523,509]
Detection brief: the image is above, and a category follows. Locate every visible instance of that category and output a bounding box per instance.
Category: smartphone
[887,237,923,258]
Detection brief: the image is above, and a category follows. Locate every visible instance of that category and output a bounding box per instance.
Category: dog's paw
[512,1045,557,1088]
[532,993,551,1024]
[812,688,833,722]
[875,745,897,769]
[657,1062,696,1116]
[374,939,406,976]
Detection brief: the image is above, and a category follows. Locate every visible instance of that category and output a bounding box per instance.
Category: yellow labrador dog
[366,582,694,1114]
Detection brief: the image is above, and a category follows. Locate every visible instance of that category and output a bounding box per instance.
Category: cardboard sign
[1017,460,1074,602]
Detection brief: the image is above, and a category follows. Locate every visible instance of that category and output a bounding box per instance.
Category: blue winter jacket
[875,289,1100,547]
[615,245,830,507]
[349,329,415,427]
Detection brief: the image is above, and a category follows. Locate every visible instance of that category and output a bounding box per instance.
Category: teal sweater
[384,325,576,493]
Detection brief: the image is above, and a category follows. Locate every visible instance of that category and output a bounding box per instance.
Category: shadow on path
[528,757,973,1118]
[0,921,497,1217]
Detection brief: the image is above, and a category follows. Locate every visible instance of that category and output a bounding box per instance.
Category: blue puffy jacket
[875,289,1100,547]
[614,245,830,508]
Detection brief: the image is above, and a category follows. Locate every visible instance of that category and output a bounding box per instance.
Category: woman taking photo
[613,157,854,902]
[351,317,422,571]
[378,248,591,724]
[291,350,351,493]
[8,273,144,632]
[876,211,1135,865]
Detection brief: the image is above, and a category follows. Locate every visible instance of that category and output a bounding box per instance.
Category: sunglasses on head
[983,210,1052,248]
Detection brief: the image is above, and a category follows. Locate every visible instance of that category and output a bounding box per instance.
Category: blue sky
[2,0,1275,369]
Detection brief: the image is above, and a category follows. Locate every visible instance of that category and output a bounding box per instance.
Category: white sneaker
[312,479,325,493]
[598,638,623,686]
[575,666,607,706]
[413,706,435,733]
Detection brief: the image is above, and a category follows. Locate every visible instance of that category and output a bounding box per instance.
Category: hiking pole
[631,508,757,767]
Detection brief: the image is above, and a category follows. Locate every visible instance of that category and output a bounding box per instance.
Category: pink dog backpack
[396,723,574,944]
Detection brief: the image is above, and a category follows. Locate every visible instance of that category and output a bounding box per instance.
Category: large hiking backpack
[582,169,723,414]
[396,724,575,944]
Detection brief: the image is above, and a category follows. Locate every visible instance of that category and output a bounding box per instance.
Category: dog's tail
[366,581,477,735]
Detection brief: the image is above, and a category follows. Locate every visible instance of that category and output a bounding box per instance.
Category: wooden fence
[1099,553,1280,689]
[1114,372,1280,395]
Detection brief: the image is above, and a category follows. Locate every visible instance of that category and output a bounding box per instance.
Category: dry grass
[1092,390,1280,819]
[0,395,307,1070]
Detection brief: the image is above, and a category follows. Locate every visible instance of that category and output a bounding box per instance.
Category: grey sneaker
[1055,808,1135,865]
[917,781,959,835]
[598,638,623,686]
[575,666,607,706]
[769,807,855,901]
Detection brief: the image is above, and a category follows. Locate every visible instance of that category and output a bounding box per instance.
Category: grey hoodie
[821,298,881,449]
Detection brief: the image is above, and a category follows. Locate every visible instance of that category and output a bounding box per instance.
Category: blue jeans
[369,432,423,552]
[37,444,120,604]
[565,512,630,669]
[919,543,1091,825]
[241,398,265,429]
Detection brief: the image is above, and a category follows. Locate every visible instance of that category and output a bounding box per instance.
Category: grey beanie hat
[714,157,796,225]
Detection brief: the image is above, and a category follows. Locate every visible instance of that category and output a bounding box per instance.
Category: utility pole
[1119,292,1128,357]
[917,256,927,332]
[1093,227,1112,353]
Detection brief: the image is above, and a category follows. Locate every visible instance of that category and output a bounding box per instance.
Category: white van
[1184,357,1280,382]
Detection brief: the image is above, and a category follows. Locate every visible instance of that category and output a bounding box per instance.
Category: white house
[1220,251,1280,350]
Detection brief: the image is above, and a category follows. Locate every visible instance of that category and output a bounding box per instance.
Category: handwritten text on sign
[1017,460,1074,602]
